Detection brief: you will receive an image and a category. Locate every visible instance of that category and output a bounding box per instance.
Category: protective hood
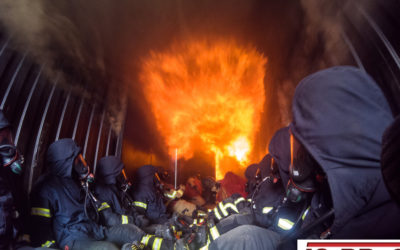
[268,126,290,187]
[46,139,81,178]
[290,66,393,233]
[96,156,124,185]
[0,110,10,130]
[135,165,157,186]
[245,164,258,181]
[258,154,272,179]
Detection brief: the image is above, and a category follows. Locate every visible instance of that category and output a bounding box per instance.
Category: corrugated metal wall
[336,1,400,116]
[0,32,124,193]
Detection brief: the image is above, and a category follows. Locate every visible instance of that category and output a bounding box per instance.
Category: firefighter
[0,111,27,249]
[29,139,147,249]
[131,165,170,224]
[286,66,400,240]
[94,156,149,228]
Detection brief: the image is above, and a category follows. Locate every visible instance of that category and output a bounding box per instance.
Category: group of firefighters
[1,66,400,250]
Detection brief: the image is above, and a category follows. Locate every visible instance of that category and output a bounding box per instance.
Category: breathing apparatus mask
[154,168,170,190]
[74,154,94,184]
[0,144,23,175]
[117,169,132,192]
[286,131,324,203]
[73,154,99,222]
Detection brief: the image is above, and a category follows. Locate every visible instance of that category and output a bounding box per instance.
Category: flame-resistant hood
[258,154,273,179]
[0,110,10,130]
[96,156,124,185]
[245,164,259,181]
[46,139,81,178]
[268,126,291,187]
[290,66,394,234]
[135,165,158,186]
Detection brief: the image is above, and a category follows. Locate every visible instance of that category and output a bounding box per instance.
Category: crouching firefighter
[29,139,153,250]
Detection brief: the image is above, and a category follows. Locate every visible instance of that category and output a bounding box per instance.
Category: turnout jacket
[131,165,169,224]
[250,154,285,229]
[30,139,105,248]
[94,156,145,227]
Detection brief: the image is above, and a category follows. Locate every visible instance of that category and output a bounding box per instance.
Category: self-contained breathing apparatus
[0,144,23,175]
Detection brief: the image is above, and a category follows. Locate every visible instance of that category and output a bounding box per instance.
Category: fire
[140,39,266,179]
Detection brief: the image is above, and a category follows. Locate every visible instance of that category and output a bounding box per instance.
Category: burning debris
[140,39,267,179]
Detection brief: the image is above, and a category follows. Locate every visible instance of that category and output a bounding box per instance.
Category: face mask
[0,144,23,175]
[117,169,131,192]
[74,154,93,182]
[286,133,317,203]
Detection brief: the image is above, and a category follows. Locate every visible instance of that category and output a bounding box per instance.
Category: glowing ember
[140,39,266,179]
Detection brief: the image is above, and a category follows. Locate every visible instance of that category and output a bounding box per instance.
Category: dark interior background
[0,0,399,190]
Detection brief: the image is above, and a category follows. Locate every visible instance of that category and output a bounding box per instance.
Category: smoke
[272,0,377,130]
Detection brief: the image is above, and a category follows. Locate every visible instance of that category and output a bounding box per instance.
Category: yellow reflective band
[134,201,148,209]
[141,235,152,245]
[153,237,163,250]
[210,226,220,241]
[234,197,245,205]
[302,207,310,221]
[213,207,222,220]
[122,215,128,224]
[166,190,177,199]
[247,198,252,202]
[41,240,55,248]
[219,202,239,217]
[277,218,295,230]
[97,202,110,212]
[193,219,197,225]
[31,207,51,218]
[262,207,273,214]
[218,202,228,217]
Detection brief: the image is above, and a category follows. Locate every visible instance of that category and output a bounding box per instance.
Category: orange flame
[140,39,266,179]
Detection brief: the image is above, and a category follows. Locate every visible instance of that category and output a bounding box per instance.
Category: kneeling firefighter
[30,139,148,249]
